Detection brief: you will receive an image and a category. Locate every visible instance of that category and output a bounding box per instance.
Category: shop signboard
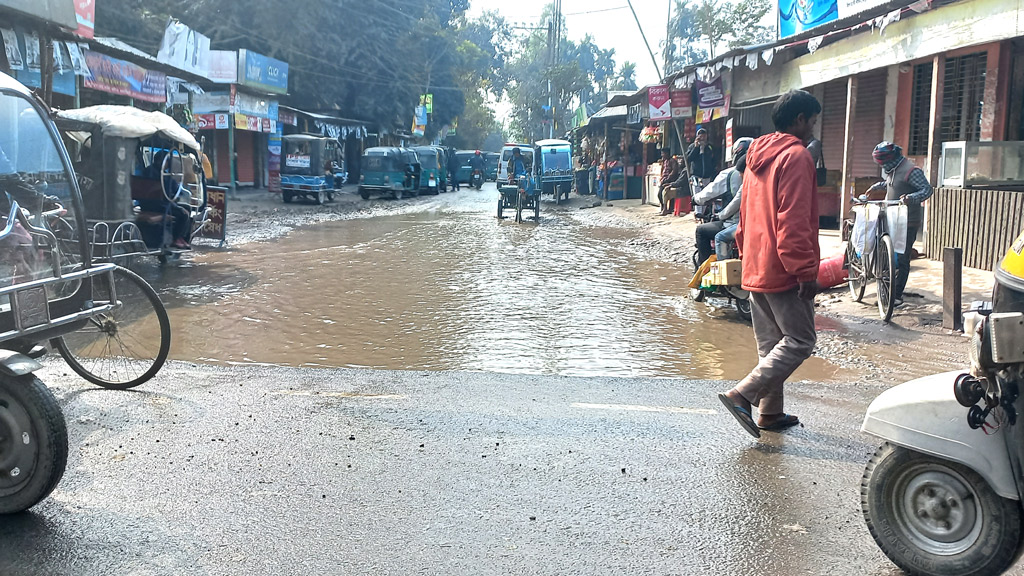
[83,49,165,102]
[778,0,890,38]
[420,94,433,114]
[627,103,642,125]
[268,129,282,194]
[157,20,210,78]
[193,91,230,114]
[695,76,730,124]
[195,113,229,130]
[231,85,278,120]
[648,85,671,122]
[74,0,95,39]
[670,89,693,118]
[0,0,77,30]
[278,109,297,126]
[197,187,227,242]
[237,49,288,95]
[206,50,237,83]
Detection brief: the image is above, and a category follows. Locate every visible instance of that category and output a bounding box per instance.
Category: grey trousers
[735,289,816,415]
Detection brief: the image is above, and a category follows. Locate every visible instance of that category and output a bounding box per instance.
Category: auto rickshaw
[485,152,500,181]
[412,146,443,195]
[535,139,573,204]
[454,150,476,184]
[56,105,212,264]
[280,134,346,205]
[358,147,421,200]
[0,72,170,514]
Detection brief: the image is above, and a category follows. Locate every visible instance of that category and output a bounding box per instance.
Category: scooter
[861,259,1024,576]
[471,170,484,190]
[690,244,751,321]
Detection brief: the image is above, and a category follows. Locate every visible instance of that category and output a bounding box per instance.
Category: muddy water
[141,192,839,381]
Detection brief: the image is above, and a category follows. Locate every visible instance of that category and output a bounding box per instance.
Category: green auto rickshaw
[358,147,421,200]
[413,146,444,195]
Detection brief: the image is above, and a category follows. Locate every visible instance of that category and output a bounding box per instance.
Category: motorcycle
[690,242,751,321]
[471,169,484,190]
[861,228,1024,576]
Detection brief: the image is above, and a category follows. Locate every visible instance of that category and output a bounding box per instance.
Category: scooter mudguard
[0,349,43,377]
[862,370,1019,500]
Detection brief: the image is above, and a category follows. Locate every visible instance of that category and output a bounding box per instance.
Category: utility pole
[665,0,673,75]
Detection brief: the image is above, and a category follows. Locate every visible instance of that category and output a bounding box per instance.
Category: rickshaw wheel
[0,374,68,514]
[515,193,524,223]
[282,191,293,204]
[534,196,540,221]
[497,197,504,219]
[395,190,404,201]
[327,191,335,202]
[317,190,327,205]
[52,266,171,390]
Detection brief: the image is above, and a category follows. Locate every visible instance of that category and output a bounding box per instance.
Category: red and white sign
[648,84,671,122]
[670,90,693,119]
[725,118,735,161]
[207,50,238,83]
[196,113,229,130]
[74,0,95,39]
[261,118,271,132]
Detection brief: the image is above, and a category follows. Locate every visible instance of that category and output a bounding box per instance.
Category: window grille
[908,63,933,156]
[940,52,987,143]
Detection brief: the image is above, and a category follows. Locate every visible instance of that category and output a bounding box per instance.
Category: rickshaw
[0,72,170,513]
[280,134,346,205]
[55,105,212,265]
[412,146,443,195]
[535,139,573,204]
[497,154,540,223]
[358,147,421,200]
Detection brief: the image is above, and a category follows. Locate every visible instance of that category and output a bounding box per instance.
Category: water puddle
[133,194,840,381]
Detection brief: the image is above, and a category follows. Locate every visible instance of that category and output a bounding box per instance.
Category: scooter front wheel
[0,374,68,514]
[862,442,1023,576]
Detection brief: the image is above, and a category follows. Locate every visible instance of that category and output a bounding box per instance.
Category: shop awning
[279,105,370,139]
[0,0,77,30]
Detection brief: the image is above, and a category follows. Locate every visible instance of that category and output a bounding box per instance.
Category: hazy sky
[468,0,671,88]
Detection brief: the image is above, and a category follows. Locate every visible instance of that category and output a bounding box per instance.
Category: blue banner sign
[237,49,288,95]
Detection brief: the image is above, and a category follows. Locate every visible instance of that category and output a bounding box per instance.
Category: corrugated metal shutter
[236,131,255,185]
[852,71,887,177]
[820,80,846,171]
[215,132,229,185]
[734,104,773,136]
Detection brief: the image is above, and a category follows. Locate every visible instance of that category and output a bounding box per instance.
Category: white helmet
[733,137,754,156]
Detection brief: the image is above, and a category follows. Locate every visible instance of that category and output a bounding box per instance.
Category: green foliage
[665,0,773,71]
[611,62,638,92]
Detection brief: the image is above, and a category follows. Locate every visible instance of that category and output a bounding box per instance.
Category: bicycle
[845,197,906,323]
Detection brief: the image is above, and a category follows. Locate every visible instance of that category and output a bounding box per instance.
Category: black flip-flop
[759,414,800,432]
[718,393,761,438]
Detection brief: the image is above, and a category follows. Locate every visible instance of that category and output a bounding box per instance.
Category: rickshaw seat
[136,211,172,225]
[130,176,165,202]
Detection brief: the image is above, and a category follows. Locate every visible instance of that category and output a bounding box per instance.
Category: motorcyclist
[868,141,934,307]
[693,137,753,266]
[470,150,486,173]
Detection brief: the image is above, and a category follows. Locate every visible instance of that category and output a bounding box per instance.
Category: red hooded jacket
[735,133,819,293]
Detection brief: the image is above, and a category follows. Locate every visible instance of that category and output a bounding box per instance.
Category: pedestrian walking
[447,148,461,191]
[868,141,934,307]
[718,90,822,438]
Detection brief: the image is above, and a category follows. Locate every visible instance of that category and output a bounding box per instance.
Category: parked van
[497,143,534,183]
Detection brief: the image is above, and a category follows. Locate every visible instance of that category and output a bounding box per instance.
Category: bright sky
[468,0,670,87]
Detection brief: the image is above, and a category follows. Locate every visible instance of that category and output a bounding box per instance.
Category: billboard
[156,20,211,77]
[648,85,671,122]
[779,0,891,38]
[238,49,288,95]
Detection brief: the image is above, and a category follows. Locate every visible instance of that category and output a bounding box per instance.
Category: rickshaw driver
[507,147,529,182]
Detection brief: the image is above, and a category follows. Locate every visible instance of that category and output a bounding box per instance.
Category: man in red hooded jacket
[718,90,822,438]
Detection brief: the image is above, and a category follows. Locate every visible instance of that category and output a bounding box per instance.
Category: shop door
[236,131,255,186]
[820,80,847,173]
[852,71,887,178]
[215,131,229,186]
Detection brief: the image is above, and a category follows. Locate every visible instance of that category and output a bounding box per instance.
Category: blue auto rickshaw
[281,134,346,205]
[358,147,421,200]
[535,139,573,204]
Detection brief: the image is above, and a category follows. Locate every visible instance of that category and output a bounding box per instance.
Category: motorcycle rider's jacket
[736,132,819,292]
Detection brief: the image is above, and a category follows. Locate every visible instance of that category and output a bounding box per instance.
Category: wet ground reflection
[145,193,838,381]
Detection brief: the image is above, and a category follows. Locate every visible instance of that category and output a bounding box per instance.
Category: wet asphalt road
[4,362,900,576]
[0,187,1001,575]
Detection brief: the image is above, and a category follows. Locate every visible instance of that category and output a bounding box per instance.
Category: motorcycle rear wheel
[862,443,1024,576]
[0,374,68,514]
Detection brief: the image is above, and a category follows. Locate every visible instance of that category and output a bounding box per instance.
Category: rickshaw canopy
[56,105,201,152]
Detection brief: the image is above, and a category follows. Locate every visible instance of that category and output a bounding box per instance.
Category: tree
[665,0,773,72]
[611,62,638,92]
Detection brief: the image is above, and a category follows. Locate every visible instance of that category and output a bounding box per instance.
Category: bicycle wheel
[52,266,171,389]
[846,239,866,302]
[876,235,896,322]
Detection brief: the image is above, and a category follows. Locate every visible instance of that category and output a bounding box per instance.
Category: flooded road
[144,186,838,381]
